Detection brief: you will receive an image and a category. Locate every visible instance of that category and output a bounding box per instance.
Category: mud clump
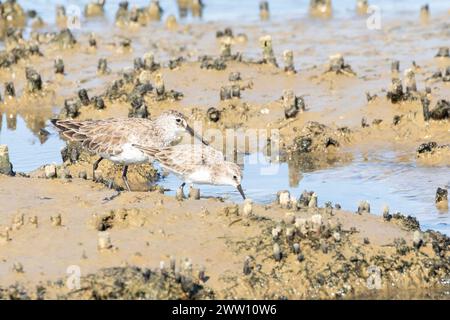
[259,35,278,67]
[288,121,348,154]
[324,54,355,76]
[425,99,450,121]
[383,211,420,231]
[63,98,80,118]
[282,90,305,119]
[168,56,184,70]
[356,0,369,15]
[0,266,213,300]
[4,82,15,97]
[416,142,450,165]
[89,208,149,231]
[435,188,448,203]
[283,50,296,74]
[283,122,351,172]
[435,188,448,208]
[199,55,227,71]
[97,58,110,75]
[142,52,161,71]
[435,47,449,58]
[60,144,82,165]
[386,78,406,103]
[429,67,450,83]
[386,68,426,104]
[128,97,149,118]
[215,27,233,39]
[44,164,57,179]
[221,201,449,299]
[77,89,91,106]
[34,146,158,191]
[147,0,164,21]
[259,1,270,20]
[25,68,43,93]
[113,1,168,27]
[177,0,204,19]
[51,28,77,49]
[54,58,65,74]
[153,73,183,101]
[310,0,332,18]
[0,145,14,176]
[60,69,182,118]
[0,44,40,69]
[417,142,439,154]
[199,32,242,69]
[0,1,26,40]
[220,85,240,100]
[207,107,220,122]
[85,0,106,17]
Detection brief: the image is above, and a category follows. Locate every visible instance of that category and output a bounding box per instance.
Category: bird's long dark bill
[237,184,246,199]
[186,125,209,146]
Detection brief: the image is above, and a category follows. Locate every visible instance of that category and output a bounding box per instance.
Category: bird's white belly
[186,168,213,185]
[104,143,151,165]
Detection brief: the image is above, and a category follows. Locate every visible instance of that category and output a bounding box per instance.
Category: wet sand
[0,174,448,299]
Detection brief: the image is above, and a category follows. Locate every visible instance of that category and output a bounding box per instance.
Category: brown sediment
[0,175,448,299]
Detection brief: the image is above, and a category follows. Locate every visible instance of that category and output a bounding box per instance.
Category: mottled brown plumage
[51,110,204,191]
[134,143,246,199]
[52,118,171,156]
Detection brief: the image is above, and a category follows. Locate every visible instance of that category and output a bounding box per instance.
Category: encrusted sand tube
[85,0,106,17]
[259,35,278,66]
[259,1,270,20]
[309,0,332,18]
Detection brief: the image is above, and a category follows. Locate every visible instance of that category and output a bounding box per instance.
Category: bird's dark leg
[175,182,186,200]
[122,165,131,191]
[92,157,103,181]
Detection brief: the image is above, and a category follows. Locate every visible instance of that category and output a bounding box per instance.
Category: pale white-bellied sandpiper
[133,143,246,199]
[51,110,207,191]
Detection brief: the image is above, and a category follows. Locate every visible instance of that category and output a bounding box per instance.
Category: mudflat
[0,0,449,299]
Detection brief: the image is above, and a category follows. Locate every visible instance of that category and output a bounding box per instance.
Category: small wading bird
[133,143,246,199]
[51,110,207,191]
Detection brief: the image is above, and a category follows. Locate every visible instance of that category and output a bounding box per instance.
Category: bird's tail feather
[132,144,161,158]
[51,119,86,142]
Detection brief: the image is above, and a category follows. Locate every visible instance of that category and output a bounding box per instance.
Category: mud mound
[0,266,214,300]
[215,203,449,299]
[29,142,159,191]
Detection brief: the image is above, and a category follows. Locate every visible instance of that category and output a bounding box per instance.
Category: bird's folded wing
[132,144,161,158]
[52,119,127,156]
[133,144,189,176]
[134,144,225,176]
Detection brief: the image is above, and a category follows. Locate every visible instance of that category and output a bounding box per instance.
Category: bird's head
[213,161,246,199]
[155,110,208,145]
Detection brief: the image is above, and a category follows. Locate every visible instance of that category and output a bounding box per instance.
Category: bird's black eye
[175,118,182,123]
[233,175,237,180]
